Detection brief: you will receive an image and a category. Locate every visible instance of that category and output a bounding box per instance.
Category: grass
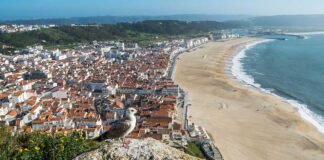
[185,142,206,159]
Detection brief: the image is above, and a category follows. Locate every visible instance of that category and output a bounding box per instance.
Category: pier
[257,32,306,39]
[278,33,305,39]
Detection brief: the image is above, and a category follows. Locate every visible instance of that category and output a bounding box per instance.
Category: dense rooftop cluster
[0,37,209,146]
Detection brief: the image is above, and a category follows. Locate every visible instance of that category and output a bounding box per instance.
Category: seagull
[94,107,137,143]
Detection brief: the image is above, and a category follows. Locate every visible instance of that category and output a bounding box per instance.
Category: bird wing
[95,118,131,141]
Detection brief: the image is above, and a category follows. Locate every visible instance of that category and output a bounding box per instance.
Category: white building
[10,91,33,104]
[52,89,68,99]
[0,106,9,116]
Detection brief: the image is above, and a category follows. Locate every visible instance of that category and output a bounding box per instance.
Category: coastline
[174,37,324,160]
[229,38,324,134]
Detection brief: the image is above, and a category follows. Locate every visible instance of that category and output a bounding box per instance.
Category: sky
[1,0,324,20]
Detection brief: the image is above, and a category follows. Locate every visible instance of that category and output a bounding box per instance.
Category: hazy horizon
[1,0,324,20]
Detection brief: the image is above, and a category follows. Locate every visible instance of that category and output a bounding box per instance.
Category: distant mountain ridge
[0,14,253,25]
[2,14,324,29]
[251,14,324,28]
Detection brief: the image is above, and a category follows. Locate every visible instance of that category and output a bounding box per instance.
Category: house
[22,105,43,124]
[97,47,111,56]
[31,119,46,130]
[18,80,35,91]
[161,85,178,95]
[105,49,122,59]
[75,118,102,128]
[125,43,138,50]
[52,89,68,99]
[0,93,10,103]
[172,122,183,140]
[63,118,75,129]
[106,85,117,95]
[188,124,210,140]
[10,90,32,104]
[23,113,38,124]
[0,106,9,116]
[162,95,177,102]
[151,109,173,120]
[32,117,65,131]
[4,109,18,123]
[0,72,12,79]
[0,93,11,108]
[21,96,39,112]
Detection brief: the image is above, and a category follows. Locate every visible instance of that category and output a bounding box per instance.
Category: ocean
[232,34,324,133]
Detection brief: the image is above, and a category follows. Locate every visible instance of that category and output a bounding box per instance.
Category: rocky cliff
[74,138,201,160]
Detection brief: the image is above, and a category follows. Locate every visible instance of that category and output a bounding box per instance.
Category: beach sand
[174,38,324,160]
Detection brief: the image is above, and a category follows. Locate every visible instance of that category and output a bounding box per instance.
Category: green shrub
[185,142,205,159]
[0,127,103,160]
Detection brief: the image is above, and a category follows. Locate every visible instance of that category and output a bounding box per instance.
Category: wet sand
[174,38,324,160]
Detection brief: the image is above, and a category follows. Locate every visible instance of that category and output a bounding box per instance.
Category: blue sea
[232,34,324,133]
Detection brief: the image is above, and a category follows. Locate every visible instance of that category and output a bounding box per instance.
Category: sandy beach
[174,38,324,160]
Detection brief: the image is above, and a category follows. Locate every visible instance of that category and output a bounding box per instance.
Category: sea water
[232,34,324,133]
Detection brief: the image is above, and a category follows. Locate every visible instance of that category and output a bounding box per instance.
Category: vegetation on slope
[0,127,103,160]
[185,142,206,159]
[0,127,206,159]
[0,20,242,52]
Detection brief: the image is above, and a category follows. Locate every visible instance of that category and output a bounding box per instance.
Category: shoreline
[174,37,324,160]
[229,37,324,134]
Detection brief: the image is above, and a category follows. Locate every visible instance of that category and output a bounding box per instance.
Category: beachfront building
[213,31,240,40]
[185,37,209,48]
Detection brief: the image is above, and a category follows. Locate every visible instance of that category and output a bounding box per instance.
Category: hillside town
[0,24,56,33]
[0,36,224,158]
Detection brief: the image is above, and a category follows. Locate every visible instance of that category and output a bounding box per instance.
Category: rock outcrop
[74,138,201,160]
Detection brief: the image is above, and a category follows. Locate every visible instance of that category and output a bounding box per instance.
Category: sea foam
[231,39,324,133]
[231,39,273,90]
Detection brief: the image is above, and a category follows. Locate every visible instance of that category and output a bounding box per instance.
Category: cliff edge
[74,138,201,160]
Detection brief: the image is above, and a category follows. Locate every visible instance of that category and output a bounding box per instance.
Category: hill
[0,20,244,50]
[251,14,324,28]
[0,14,253,25]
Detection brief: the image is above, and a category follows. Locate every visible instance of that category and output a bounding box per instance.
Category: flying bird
[94,107,137,142]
